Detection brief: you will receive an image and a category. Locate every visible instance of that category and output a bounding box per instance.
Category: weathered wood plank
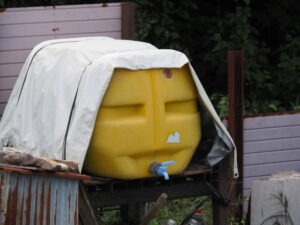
[0,3,124,116]
[0,77,18,90]
[0,19,120,38]
[0,103,6,116]
[244,176,268,190]
[79,183,101,225]
[244,137,300,153]
[0,31,121,51]
[54,5,121,21]
[0,5,120,25]
[54,19,121,35]
[244,125,300,141]
[55,31,121,39]
[0,36,53,51]
[251,172,300,225]
[244,161,300,178]
[244,113,300,130]
[0,90,11,103]
[0,63,23,77]
[244,149,300,166]
[3,3,121,12]
[0,50,31,64]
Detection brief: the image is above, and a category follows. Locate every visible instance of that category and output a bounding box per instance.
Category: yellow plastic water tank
[83,65,201,179]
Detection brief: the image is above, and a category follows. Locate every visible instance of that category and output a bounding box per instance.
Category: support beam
[79,183,101,225]
[87,176,210,208]
[227,50,245,222]
[228,50,244,188]
[121,2,136,40]
[213,51,244,225]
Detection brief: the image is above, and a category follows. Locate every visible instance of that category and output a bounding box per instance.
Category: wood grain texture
[244,149,300,166]
[243,113,300,202]
[245,161,300,178]
[0,103,6,116]
[0,3,121,24]
[251,172,300,225]
[244,113,300,129]
[0,3,122,116]
[0,90,11,103]
[0,63,23,77]
[244,137,300,153]
[0,50,31,64]
[0,77,18,90]
[0,19,120,38]
[244,125,300,141]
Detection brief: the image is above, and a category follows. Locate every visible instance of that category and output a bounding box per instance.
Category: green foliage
[135,0,300,116]
[100,197,212,225]
[210,93,229,118]
[260,193,295,225]
[205,0,275,114]
[148,196,212,225]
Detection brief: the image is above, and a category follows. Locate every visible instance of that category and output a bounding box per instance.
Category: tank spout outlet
[149,161,175,180]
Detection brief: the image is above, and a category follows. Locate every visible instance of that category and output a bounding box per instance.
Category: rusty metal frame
[84,173,212,208]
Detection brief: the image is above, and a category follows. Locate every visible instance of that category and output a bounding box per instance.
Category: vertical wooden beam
[79,183,101,225]
[212,163,232,225]
[227,50,244,221]
[213,51,244,225]
[227,50,244,195]
[121,2,136,40]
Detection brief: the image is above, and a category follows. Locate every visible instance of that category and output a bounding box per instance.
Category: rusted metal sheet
[0,168,79,225]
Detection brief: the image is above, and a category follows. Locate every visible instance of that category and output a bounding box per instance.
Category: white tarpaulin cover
[0,37,238,177]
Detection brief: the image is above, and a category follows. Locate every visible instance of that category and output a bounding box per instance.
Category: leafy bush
[100,197,212,225]
[135,0,300,115]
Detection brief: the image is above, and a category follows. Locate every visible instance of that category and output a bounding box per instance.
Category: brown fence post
[213,50,244,225]
[227,50,244,194]
[227,50,245,222]
[121,2,136,40]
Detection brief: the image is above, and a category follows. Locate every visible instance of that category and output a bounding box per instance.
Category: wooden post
[121,2,136,40]
[140,193,168,225]
[227,50,244,222]
[227,51,244,190]
[213,51,244,225]
[79,183,101,225]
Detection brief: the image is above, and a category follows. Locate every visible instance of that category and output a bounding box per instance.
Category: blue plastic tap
[149,161,175,180]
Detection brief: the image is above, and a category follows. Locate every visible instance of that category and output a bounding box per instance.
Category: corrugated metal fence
[0,3,133,119]
[0,168,79,225]
[243,112,300,196]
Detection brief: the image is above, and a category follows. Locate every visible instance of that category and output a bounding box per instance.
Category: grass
[100,196,212,225]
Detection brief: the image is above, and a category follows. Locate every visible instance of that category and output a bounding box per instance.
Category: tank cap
[149,161,175,180]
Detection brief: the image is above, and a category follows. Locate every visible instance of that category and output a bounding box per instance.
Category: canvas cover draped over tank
[0,37,238,177]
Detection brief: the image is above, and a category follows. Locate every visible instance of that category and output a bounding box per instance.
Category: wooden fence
[243,112,300,196]
[0,3,134,119]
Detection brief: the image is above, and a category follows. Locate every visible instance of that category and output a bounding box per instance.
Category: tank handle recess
[149,161,175,180]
